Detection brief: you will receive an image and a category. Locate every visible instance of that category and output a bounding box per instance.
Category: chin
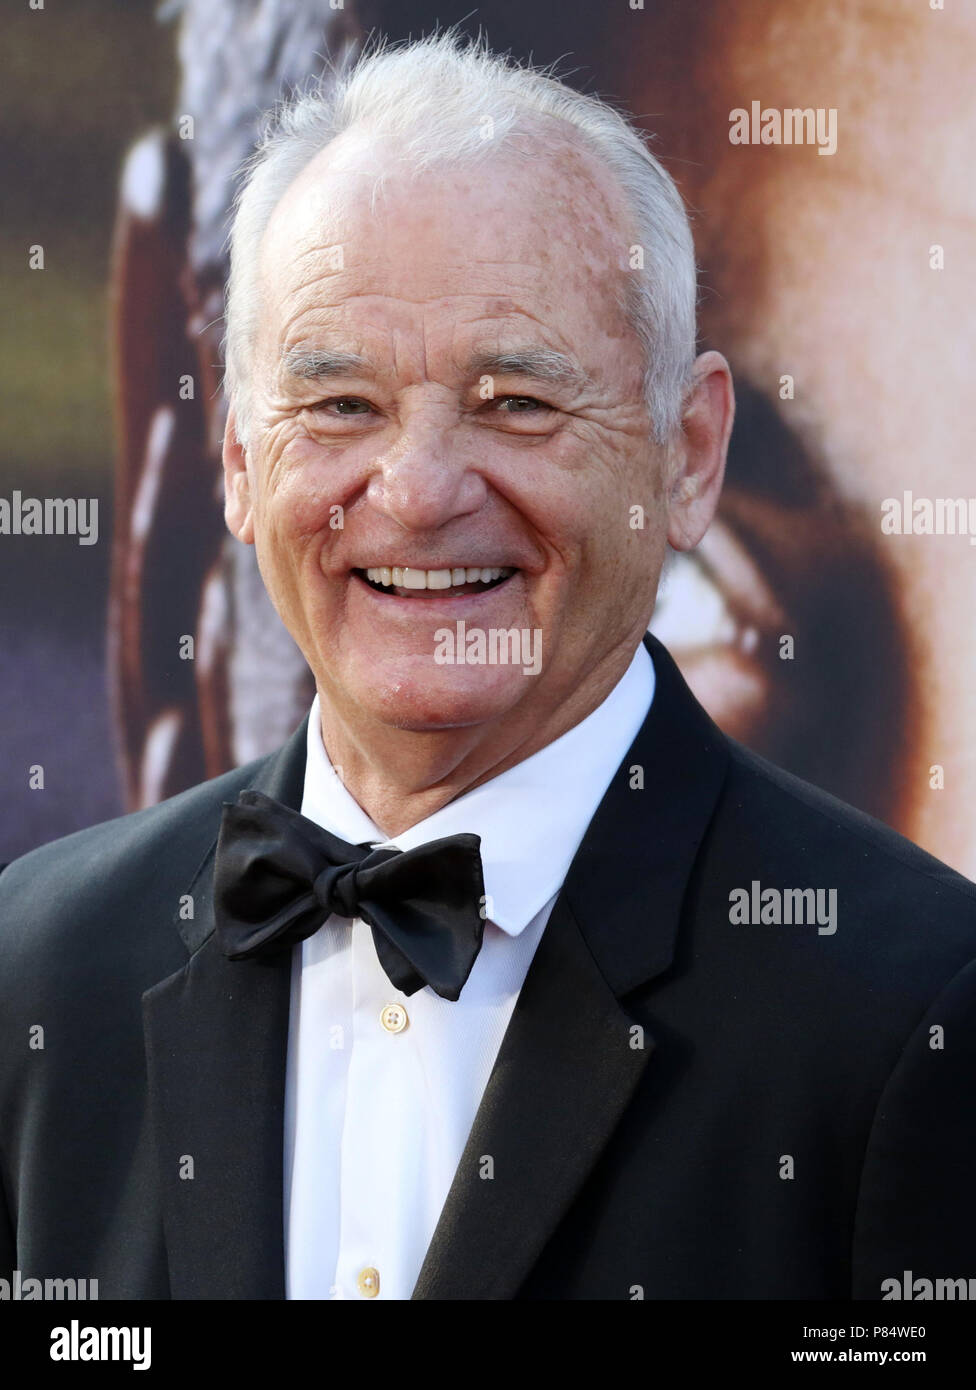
[345,659,536,733]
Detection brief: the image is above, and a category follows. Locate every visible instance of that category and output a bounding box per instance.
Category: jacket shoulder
[0,754,270,965]
[726,738,976,905]
[716,738,976,988]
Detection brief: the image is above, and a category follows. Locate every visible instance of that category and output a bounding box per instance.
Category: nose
[365,413,488,532]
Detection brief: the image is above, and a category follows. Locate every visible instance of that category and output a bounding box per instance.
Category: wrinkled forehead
[255,127,637,333]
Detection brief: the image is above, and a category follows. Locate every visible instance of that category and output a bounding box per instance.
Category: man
[105,0,968,880]
[2,33,974,1301]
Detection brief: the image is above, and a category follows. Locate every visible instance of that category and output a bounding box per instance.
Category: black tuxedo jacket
[2,634,975,1300]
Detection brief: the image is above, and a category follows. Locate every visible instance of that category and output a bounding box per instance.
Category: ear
[222,406,255,544]
[665,350,735,551]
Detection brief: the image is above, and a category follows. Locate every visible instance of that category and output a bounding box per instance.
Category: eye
[495,395,550,412]
[317,397,373,415]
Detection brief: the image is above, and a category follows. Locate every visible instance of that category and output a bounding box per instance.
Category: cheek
[557,456,662,578]
[255,433,349,548]
[491,434,612,556]
[589,503,671,609]
[250,492,325,608]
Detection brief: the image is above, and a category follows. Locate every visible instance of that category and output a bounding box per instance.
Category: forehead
[256,129,637,356]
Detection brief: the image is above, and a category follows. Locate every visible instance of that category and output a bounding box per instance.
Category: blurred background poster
[3,0,974,881]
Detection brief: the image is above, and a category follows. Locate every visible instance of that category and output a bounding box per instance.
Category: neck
[317,642,638,837]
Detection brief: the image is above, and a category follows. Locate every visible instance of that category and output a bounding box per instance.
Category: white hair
[224,29,698,450]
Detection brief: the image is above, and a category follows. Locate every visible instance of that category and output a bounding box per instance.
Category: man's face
[224,130,689,740]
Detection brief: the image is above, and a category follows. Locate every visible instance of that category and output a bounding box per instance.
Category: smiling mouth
[354,565,517,598]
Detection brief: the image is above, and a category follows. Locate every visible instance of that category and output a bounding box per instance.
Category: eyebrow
[280,344,593,393]
[466,348,593,394]
[281,347,371,379]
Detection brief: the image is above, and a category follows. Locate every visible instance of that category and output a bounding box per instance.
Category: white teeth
[362,566,515,590]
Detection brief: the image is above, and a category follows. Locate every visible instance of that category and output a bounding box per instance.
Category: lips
[353,566,517,599]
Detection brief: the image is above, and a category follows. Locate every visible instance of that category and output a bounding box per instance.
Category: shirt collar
[300,641,655,936]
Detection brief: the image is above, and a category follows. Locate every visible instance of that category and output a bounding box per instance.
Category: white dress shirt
[283,641,655,1300]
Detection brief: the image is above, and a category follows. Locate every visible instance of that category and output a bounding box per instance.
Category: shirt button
[380,1003,408,1033]
[357,1266,380,1298]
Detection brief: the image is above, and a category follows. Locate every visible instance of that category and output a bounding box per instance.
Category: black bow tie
[212,790,487,1001]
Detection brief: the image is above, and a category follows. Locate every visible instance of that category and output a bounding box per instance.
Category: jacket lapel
[412,635,730,1298]
[141,719,308,1298]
